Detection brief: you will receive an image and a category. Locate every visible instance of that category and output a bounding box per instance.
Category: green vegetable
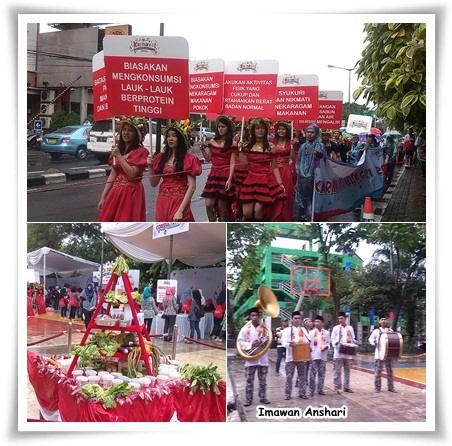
[81,382,133,409]
[179,363,222,395]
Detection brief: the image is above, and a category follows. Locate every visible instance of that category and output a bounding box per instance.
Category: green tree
[227,223,280,298]
[360,223,426,330]
[49,110,80,131]
[353,23,426,131]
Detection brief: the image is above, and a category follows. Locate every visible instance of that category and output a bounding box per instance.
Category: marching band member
[308,315,331,396]
[368,315,397,393]
[331,311,357,395]
[237,308,271,406]
[281,311,311,400]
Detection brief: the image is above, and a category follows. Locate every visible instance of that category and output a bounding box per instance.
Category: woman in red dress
[147,124,202,222]
[98,117,149,222]
[199,115,238,222]
[238,117,286,221]
[269,120,296,221]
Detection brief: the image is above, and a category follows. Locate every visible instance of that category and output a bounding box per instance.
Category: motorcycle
[27,131,43,150]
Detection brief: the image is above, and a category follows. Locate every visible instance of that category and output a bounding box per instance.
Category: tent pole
[167,235,173,279]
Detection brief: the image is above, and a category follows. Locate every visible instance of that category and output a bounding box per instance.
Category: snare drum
[339,343,357,356]
[378,332,403,360]
[292,342,311,362]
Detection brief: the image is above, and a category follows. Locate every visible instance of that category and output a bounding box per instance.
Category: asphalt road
[27,151,211,222]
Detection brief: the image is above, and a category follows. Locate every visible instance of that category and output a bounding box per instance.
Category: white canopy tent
[27,247,101,291]
[102,223,226,267]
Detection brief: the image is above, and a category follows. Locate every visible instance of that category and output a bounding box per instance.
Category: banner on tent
[153,222,189,239]
[313,148,385,219]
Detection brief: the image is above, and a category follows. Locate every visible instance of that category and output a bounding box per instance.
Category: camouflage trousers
[244,365,268,404]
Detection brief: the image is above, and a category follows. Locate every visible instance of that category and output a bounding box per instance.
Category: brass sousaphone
[236,285,280,360]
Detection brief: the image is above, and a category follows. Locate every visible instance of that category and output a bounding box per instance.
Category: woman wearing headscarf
[147,123,202,222]
[293,123,326,221]
[211,290,227,340]
[98,116,150,222]
[187,289,203,343]
[162,287,179,342]
[141,284,159,334]
[81,283,96,328]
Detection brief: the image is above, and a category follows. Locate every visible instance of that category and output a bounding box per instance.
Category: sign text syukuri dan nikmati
[273,74,319,122]
[313,148,385,220]
[92,51,111,121]
[221,60,278,119]
[300,90,343,128]
[189,59,224,114]
[102,35,189,119]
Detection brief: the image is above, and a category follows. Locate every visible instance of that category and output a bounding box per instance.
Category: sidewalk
[226,348,427,424]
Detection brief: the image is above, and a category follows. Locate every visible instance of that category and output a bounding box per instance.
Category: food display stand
[27,256,226,422]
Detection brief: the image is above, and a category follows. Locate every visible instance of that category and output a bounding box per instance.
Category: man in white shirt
[281,311,311,400]
[308,315,331,396]
[275,318,288,376]
[331,311,357,395]
[368,315,397,393]
[237,308,271,406]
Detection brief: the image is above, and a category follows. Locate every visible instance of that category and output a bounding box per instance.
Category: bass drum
[378,332,403,360]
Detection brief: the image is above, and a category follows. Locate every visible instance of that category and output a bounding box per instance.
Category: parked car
[40,125,92,160]
[87,119,164,163]
[190,126,215,142]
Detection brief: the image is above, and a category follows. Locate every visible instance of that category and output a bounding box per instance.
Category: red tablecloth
[27,351,226,422]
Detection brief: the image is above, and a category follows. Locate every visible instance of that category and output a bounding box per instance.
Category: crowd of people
[27,280,228,344]
[95,114,426,223]
[237,310,402,405]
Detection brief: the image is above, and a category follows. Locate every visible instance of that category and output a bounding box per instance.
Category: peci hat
[314,315,324,322]
[338,311,346,317]
[292,310,301,317]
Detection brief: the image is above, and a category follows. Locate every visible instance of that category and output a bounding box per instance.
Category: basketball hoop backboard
[290,265,330,296]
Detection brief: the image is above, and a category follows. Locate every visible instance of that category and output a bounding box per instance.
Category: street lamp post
[328,64,354,122]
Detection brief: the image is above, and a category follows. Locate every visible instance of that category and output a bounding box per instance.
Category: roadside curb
[27,166,113,187]
[27,157,207,188]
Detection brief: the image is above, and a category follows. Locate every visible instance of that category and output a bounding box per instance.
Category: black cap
[338,311,346,317]
[292,310,301,317]
[315,315,324,322]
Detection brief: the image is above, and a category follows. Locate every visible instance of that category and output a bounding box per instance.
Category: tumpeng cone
[362,197,375,221]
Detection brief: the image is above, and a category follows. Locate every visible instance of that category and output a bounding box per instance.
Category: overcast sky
[34,11,433,108]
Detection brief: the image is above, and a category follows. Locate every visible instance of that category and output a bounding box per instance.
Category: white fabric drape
[27,247,100,277]
[103,223,226,267]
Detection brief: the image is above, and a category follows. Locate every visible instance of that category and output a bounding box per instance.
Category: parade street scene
[25,15,429,224]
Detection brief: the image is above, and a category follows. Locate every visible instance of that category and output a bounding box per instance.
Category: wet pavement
[226,347,427,424]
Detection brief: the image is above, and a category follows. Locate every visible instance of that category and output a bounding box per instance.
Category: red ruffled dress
[238,149,286,221]
[98,147,149,222]
[201,140,238,202]
[269,139,295,221]
[153,152,202,222]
